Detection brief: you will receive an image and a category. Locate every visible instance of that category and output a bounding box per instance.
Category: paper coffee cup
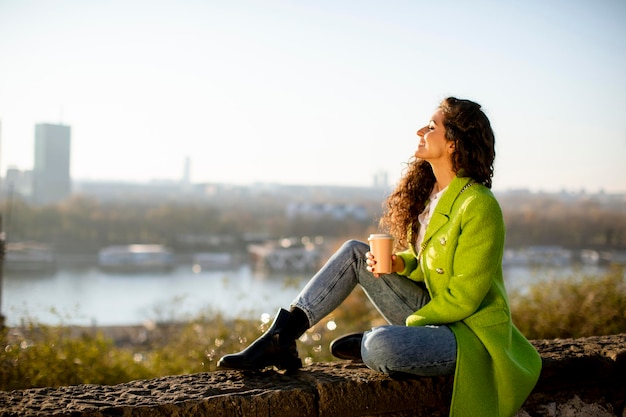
[368,233,394,274]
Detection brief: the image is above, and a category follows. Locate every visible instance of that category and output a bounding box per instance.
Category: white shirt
[415,186,448,250]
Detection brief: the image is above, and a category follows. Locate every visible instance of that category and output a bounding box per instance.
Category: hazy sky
[1,0,625,192]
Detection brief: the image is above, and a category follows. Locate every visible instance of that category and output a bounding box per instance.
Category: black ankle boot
[330,332,364,361]
[217,308,308,371]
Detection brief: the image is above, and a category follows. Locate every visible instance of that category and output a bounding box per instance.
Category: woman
[218,97,542,417]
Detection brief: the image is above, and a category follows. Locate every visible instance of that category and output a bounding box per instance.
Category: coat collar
[422,176,474,245]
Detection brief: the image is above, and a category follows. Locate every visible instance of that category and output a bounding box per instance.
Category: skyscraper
[33,123,71,204]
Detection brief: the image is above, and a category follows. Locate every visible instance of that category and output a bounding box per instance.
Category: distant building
[373,170,388,189]
[33,123,71,204]
[183,156,191,185]
[4,167,33,199]
[181,156,192,192]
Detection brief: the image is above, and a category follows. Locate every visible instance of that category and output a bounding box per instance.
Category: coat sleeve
[395,249,421,279]
[406,193,505,327]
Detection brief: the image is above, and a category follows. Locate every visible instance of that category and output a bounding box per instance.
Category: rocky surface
[1,334,625,417]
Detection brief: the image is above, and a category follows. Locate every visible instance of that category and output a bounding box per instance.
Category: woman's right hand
[365,251,377,276]
[366,251,404,278]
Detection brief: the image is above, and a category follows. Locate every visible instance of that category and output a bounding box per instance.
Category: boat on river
[247,237,322,272]
[98,244,174,272]
[5,241,57,273]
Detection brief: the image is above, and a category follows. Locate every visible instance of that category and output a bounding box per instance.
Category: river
[1,261,613,327]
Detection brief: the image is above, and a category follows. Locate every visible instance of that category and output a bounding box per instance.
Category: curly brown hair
[379,97,496,250]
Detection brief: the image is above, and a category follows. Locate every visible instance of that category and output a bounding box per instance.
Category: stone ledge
[1,334,625,417]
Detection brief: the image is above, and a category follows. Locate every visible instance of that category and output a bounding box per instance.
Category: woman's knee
[361,327,397,372]
[341,239,368,251]
[340,239,369,257]
[362,325,457,377]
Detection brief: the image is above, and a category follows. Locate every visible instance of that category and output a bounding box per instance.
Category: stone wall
[1,334,624,417]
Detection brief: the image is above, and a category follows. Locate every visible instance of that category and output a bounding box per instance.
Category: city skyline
[1,0,625,193]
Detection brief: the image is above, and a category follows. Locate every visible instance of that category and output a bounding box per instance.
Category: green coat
[396,176,542,417]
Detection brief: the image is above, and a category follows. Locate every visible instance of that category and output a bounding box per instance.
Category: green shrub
[510,266,626,339]
[0,322,152,391]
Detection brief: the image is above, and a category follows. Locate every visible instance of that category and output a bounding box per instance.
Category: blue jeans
[292,240,457,377]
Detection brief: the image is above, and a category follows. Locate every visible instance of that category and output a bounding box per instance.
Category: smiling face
[415,108,455,167]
